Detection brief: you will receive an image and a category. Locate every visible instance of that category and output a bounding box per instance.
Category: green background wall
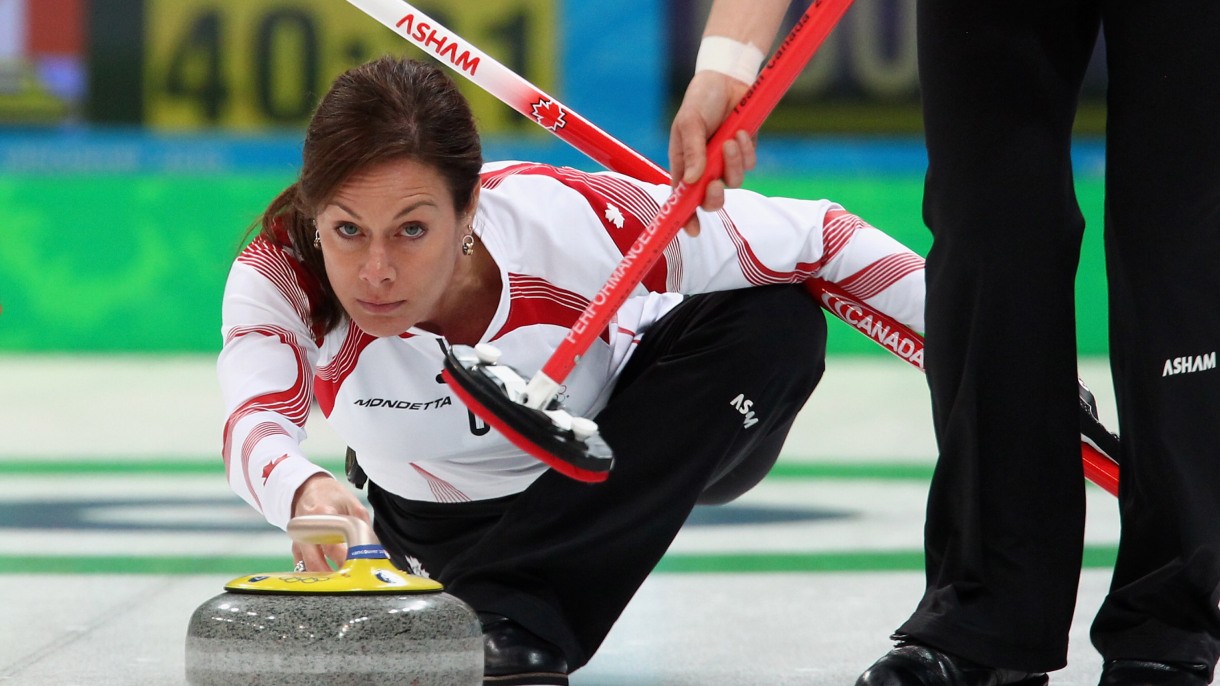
[0,170,1109,355]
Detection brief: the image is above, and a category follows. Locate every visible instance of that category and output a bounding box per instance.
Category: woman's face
[315,158,471,337]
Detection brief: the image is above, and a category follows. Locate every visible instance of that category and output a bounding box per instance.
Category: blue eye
[336,222,360,238]
[403,223,426,238]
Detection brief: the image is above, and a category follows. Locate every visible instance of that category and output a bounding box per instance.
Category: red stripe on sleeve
[717,209,821,285]
[237,236,327,341]
[221,325,312,507]
[837,253,925,301]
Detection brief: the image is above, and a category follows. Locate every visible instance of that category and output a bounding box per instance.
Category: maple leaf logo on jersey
[604,203,625,229]
[531,99,567,131]
[262,454,289,484]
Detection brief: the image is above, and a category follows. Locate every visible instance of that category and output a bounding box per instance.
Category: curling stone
[185,514,481,685]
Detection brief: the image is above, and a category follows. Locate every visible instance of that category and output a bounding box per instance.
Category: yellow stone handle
[286,514,379,548]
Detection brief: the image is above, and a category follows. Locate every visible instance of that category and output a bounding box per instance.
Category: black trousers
[903,0,1220,673]
[369,285,826,669]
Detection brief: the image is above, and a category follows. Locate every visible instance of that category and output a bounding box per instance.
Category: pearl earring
[461,227,475,256]
[313,229,321,248]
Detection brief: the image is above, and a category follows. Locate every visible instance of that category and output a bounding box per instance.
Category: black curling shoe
[1099,660,1210,686]
[856,638,1049,686]
[480,613,569,686]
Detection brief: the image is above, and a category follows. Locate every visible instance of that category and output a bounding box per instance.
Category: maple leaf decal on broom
[531,98,567,130]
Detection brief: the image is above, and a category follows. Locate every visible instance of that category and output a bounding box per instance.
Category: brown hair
[257,56,483,334]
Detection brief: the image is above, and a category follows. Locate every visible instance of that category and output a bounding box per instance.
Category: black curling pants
[900,0,1220,673]
[369,284,827,669]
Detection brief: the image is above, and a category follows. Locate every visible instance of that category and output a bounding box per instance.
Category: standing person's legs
[1090,0,1220,676]
[887,0,1100,672]
[439,284,827,670]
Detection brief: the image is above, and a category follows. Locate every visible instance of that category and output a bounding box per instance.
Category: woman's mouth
[357,299,405,314]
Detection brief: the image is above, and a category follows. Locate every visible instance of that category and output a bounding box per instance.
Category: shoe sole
[483,672,568,686]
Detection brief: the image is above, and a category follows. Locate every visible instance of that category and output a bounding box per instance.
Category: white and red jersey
[219,160,925,529]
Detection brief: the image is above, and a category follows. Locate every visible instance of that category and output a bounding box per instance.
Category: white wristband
[694,36,765,85]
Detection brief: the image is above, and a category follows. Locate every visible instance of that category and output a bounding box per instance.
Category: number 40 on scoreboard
[137,0,555,131]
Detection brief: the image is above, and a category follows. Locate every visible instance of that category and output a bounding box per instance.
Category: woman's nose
[360,240,395,284]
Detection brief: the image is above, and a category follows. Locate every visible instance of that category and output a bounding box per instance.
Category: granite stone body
[185,590,482,686]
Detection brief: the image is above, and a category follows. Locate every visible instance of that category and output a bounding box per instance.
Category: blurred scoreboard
[88,0,557,132]
[7,0,1103,136]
